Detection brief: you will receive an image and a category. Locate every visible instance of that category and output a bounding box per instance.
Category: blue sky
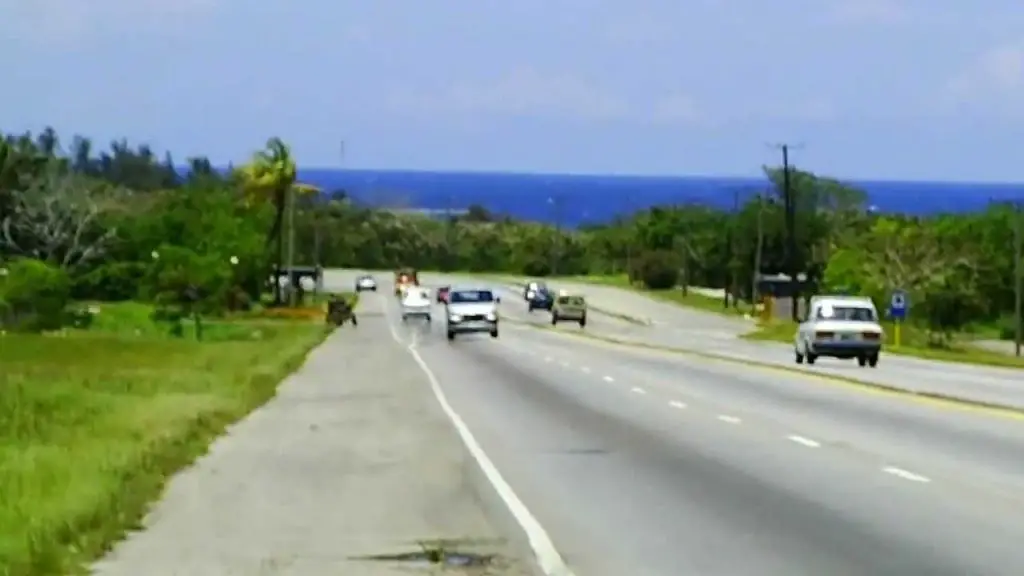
[2,0,1023,182]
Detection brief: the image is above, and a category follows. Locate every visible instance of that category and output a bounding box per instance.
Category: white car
[355,275,377,292]
[447,287,500,341]
[795,295,883,367]
[401,288,432,322]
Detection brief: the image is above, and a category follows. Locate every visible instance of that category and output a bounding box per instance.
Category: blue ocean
[298,168,1024,227]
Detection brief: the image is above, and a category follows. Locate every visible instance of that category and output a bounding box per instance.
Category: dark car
[437,285,451,303]
[527,288,555,312]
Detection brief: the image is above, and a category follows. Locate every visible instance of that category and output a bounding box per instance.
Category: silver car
[446,287,500,341]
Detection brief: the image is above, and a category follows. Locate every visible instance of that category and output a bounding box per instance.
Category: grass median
[0,295,352,575]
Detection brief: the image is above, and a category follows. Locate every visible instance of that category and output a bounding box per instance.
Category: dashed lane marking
[717,415,741,424]
[669,400,687,409]
[580,366,591,373]
[602,376,614,382]
[631,387,647,395]
[883,466,931,483]
[787,435,820,448]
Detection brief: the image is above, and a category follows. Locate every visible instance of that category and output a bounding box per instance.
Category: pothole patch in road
[353,538,497,570]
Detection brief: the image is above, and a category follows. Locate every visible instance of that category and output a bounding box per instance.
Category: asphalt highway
[339,271,1024,576]
[461,274,1024,410]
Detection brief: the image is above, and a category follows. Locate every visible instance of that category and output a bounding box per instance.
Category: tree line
[0,128,305,335]
[1,127,1021,342]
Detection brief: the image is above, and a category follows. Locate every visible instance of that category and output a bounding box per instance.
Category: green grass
[744,319,1024,369]
[0,297,348,575]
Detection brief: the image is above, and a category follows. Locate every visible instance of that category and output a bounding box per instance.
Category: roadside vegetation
[0,129,352,574]
[294,165,1022,364]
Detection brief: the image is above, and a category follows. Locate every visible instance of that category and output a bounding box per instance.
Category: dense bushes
[635,250,679,290]
[0,259,71,331]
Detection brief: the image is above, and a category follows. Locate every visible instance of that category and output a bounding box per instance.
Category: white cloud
[652,94,703,125]
[386,68,629,121]
[385,68,710,126]
[1,0,218,46]
[939,42,1024,116]
[824,0,908,25]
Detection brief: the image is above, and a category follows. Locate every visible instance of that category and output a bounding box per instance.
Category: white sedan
[401,288,432,322]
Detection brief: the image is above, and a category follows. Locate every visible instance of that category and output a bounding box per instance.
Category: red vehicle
[437,285,451,303]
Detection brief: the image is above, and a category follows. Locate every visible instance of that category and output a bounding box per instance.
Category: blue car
[527,288,555,312]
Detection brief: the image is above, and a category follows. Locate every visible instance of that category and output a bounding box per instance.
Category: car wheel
[426,315,432,323]
[857,355,867,367]
[579,316,586,328]
[795,351,804,364]
[447,331,455,341]
[551,314,559,325]
[351,316,358,327]
[402,315,407,322]
[868,354,879,368]
[806,353,817,365]
[490,328,499,338]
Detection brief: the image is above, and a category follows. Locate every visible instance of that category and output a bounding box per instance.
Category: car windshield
[817,305,876,322]
[450,290,495,304]
[557,296,584,305]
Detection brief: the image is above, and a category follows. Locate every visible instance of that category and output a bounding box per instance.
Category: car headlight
[485,312,497,321]
[449,314,462,322]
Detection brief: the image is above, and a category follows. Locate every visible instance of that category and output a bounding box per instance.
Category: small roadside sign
[889,289,908,320]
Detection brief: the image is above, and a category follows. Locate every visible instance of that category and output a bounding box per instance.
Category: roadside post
[889,289,908,348]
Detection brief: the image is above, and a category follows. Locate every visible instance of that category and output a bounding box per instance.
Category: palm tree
[235,138,297,304]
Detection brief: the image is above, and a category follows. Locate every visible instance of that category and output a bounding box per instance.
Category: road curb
[509,318,1024,419]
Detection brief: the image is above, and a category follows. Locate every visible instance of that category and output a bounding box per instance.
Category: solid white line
[580,366,591,373]
[669,400,687,409]
[883,466,931,483]
[383,296,575,575]
[602,376,614,382]
[787,435,820,448]
[631,386,646,394]
[717,415,741,424]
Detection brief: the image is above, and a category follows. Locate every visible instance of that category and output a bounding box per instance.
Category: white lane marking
[669,400,687,409]
[580,366,591,373]
[602,376,614,382]
[787,435,820,448]
[383,295,575,575]
[883,466,931,483]
[717,415,741,424]
[631,386,646,394]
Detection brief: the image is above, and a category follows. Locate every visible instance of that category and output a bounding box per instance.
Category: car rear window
[558,296,584,305]
[450,290,495,303]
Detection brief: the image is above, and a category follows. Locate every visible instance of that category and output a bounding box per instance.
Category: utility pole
[285,181,297,307]
[445,192,456,271]
[550,195,562,276]
[769,142,803,321]
[751,192,766,313]
[724,188,741,308]
[1015,200,1022,357]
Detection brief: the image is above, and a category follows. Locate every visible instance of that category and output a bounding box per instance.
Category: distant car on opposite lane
[795,295,883,367]
[527,287,555,311]
[523,280,547,301]
[354,274,377,292]
[551,292,587,327]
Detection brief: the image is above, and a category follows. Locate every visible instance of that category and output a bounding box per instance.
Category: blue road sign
[889,289,908,320]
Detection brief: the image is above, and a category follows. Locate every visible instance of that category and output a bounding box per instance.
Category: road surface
[336,270,1024,576]
[90,290,533,576]
[423,273,1024,410]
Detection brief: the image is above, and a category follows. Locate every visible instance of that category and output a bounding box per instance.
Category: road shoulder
[90,307,535,575]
